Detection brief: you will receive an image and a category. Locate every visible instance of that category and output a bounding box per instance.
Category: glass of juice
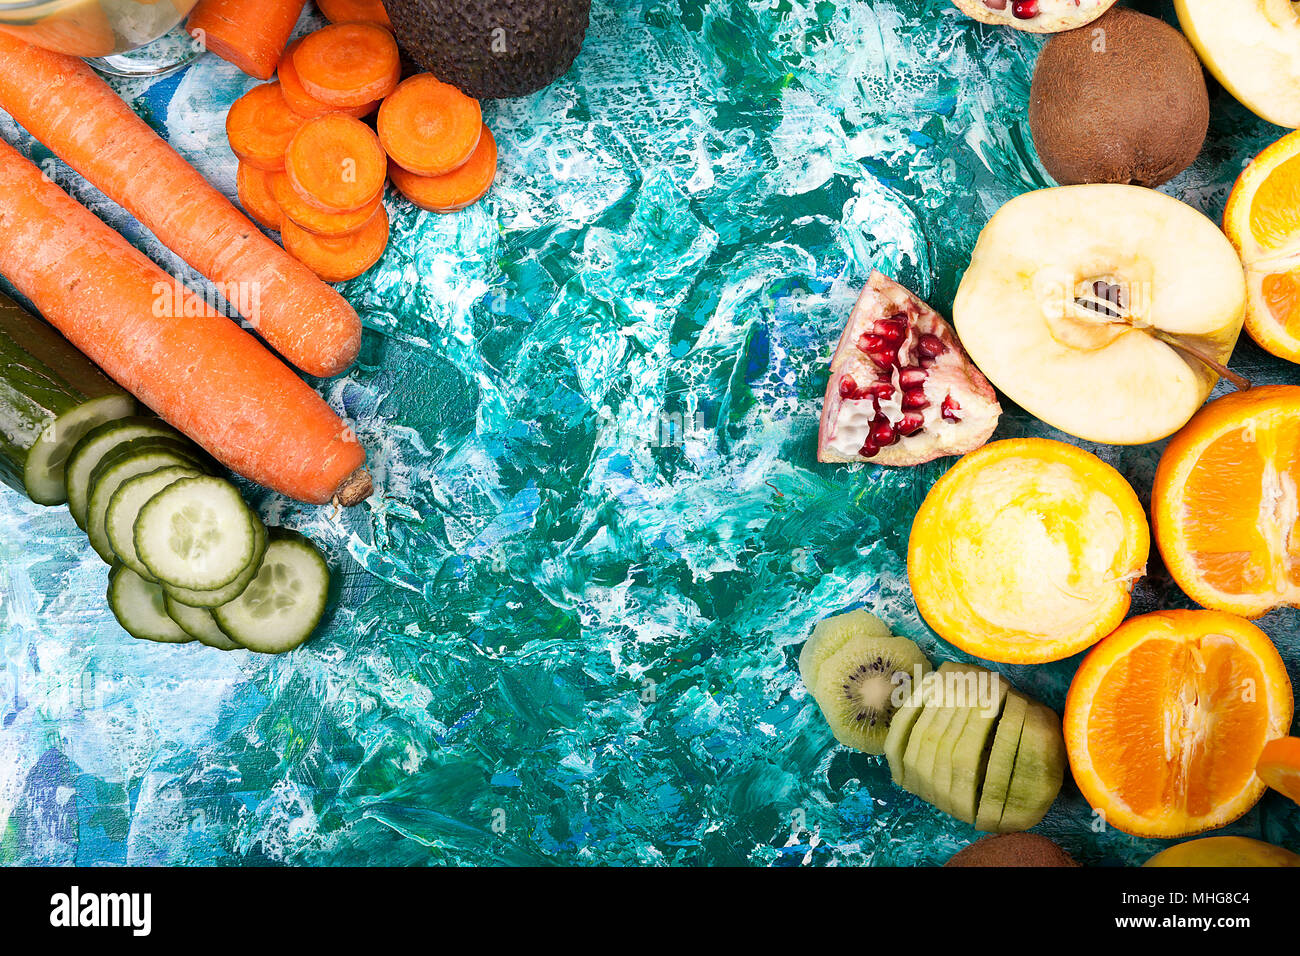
[0,0,202,76]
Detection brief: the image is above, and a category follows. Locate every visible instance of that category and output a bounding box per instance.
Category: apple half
[953,185,1247,445]
[1176,0,1300,129]
[951,0,1117,34]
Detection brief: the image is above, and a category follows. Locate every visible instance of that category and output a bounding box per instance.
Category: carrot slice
[389,125,498,213]
[226,83,305,171]
[237,162,284,231]
[270,171,382,236]
[278,38,379,119]
[282,205,391,283]
[316,0,392,27]
[188,0,307,81]
[284,113,388,213]
[0,138,369,506]
[292,22,400,108]
[378,74,483,177]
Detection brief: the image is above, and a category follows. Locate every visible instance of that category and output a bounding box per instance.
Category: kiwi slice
[949,673,1011,825]
[997,701,1067,832]
[798,610,931,755]
[926,663,991,815]
[902,661,967,806]
[975,692,1029,832]
[884,669,936,785]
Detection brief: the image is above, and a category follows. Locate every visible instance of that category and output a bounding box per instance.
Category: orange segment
[1248,153,1300,254]
[1065,610,1293,838]
[1257,737,1300,806]
[1153,385,1300,617]
[908,438,1149,664]
[1226,129,1300,363]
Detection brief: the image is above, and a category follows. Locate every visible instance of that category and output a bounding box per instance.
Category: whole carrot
[0,138,370,507]
[0,32,361,379]
[187,0,307,81]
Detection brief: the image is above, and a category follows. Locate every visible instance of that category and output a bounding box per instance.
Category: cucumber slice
[164,595,242,650]
[91,435,206,483]
[135,477,256,590]
[213,528,330,654]
[106,465,202,579]
[87,448,203,563]
[24,393,138,506]
[107,564,194,644]
[66,416,185,528]
[165,516,268,608]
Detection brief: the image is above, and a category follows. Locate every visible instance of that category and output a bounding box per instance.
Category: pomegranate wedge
[818,272,1001,467]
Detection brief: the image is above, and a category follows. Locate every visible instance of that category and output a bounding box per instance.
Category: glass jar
[0,0,202,75]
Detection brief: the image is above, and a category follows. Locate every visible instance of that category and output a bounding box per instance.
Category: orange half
[1153,385,1300,618]
[908,438,1149,664]
[1225,130,1300,364]
[1257,737,1300,806]
[1065,610,1293,838]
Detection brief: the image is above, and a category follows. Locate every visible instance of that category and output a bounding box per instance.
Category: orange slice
[907,438,1149,664]
[1065,609,1293,838]
[1225,129,1300,364]
[1152,385,1300,618]
[1257,737,1300,806]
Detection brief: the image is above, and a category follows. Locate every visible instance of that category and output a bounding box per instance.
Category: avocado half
[385,0,591,99]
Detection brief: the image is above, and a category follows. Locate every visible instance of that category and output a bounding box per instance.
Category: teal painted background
[1,0,1298,866]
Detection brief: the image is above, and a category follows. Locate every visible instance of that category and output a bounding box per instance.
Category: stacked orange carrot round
[227,17,498,284]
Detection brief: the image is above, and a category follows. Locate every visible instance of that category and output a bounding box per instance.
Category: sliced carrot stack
[226,82,305,171]
[282,205,390,283]
[284,113,388,214]
[236,162,284,231]
[292,21,401,109]
[1258,737,1300,806]
[270,171,383,237]
[1064,609,1293,838]
[378,74,483,177]
[316,0,391,27]
[277,38,379,119]
[1153,385,1300,618]
[388,126,498,213]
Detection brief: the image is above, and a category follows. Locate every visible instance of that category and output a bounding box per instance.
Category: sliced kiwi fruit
[922,663,990,815]
[949,673,1011,825]
[901,661,969,806]
[884,669,936,785]
[975,692,1029,832]
[997,701,1067,832]
[799,610,931,755]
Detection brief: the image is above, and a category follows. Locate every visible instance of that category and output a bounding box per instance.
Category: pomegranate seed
[983,0,1007,8]
[869,348,898,369]
[875,317,907,345]
[917,334,946,359]
[901,388,929,411]
[872,419,897,447]
[897,412,925,436]
[942,395,962,422]
[899,367,927,389]
[859,440,880,459]
[839,375,859,399]
[1011,0,1037,18]
[866,381,895,400]
[857,333,885,354]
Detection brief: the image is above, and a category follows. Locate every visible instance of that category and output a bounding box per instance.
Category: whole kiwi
[945,833,1080,867]
[1028,8,1208,188]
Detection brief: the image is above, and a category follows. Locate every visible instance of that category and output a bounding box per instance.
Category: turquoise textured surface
[1,0,1298,866]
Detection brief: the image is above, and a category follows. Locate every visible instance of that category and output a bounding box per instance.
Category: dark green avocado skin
[384,0,591,99]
